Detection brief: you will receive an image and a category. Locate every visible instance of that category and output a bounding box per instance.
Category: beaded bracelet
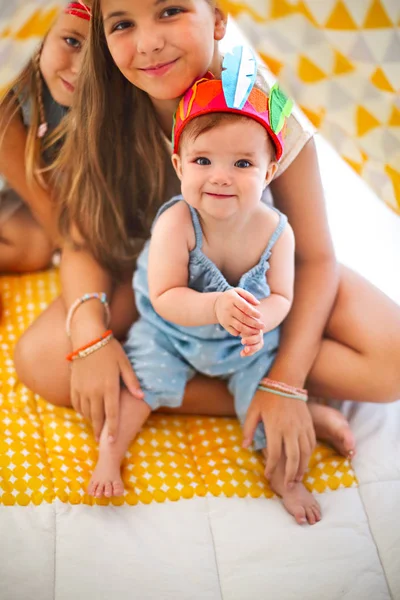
[257,384,308,401]
[66,292,110,338]
[259,377,307,397]
[66,330,113,362]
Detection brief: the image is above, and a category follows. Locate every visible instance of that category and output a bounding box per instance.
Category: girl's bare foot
[309,402,356,459]
[87,389,151,499]
[264,450,322,525]
[280,483,321,525]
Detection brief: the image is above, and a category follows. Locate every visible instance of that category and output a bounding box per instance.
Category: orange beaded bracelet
[66,330,113,362]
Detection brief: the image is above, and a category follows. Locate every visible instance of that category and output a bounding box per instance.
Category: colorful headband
[64,2,91,20]
[172,46,293,162]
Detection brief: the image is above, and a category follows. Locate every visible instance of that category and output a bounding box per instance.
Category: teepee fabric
[219,0,400,213]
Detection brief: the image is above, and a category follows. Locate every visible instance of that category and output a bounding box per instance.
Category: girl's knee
[0,209,53,273]
[14,327,40,388]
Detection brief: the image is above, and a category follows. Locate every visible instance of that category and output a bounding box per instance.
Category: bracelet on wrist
[257,377,308,402]
[66,292,110,338]
[66,330,113,362]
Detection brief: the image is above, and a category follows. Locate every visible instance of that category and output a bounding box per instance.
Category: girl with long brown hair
[14,0,400,502]
[0,2,91,274]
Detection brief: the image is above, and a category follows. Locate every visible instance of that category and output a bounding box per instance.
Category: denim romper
[124,196,288,449]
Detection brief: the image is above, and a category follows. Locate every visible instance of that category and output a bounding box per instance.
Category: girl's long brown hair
[56,0,175,278]
[0,48,62,188]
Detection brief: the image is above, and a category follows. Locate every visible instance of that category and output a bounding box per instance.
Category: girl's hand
[70,338,143,442]
[214,288,265,337]
[242,390,316,488]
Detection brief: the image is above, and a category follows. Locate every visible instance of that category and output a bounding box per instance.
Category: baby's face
[173,119,276,221]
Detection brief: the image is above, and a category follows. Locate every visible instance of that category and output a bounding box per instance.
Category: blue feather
[222,45,257,110]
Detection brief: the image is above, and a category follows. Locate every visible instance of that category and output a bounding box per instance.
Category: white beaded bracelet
[66,292,110,338]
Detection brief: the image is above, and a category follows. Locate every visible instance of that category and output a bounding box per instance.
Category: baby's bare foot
[87,455,124,498]
[281,483,321,525]
[309,402,356,459]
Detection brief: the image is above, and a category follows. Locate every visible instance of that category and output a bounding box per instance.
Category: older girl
[14,0,400,494]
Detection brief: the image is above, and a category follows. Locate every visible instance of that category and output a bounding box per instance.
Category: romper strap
[186,204,204,250]
[261,207,288,259]
[152,196,204,250]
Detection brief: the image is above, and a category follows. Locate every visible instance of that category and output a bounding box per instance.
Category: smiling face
[172,115,278,222]
[101,0,226,101]
[39,11,89,107]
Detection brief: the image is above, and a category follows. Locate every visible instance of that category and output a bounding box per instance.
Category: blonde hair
[0,45,65,189]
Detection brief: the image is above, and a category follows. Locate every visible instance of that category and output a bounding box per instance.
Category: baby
[89,46,320,526]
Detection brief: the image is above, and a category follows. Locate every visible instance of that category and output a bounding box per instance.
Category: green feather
[269,84,293,134]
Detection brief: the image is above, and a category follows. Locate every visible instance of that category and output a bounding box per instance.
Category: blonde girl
[14,1,400,515]
[0,2,91,274]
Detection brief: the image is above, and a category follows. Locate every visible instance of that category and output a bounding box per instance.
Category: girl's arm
[256,222,295,332]
[269,138,339,386]
[148,202,222,326]
[244,137,337,488]
[0,108,59,242]
[61,241,142,442]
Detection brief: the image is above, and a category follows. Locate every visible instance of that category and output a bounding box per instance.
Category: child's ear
[214,8,227,41]
[172,153,183,180]
[264,161,278,189]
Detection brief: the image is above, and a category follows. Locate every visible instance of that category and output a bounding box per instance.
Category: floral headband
[64,2,91,20]
[172,46,293,162]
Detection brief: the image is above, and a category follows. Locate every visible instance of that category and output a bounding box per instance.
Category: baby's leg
[88,389,151,498]
[262,449,321,525]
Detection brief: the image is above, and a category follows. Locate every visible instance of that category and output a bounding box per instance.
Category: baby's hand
[240,328,264,357]
[214,288,264,337]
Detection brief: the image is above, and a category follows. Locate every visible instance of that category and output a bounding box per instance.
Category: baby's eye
[235,159,251,168]
[161,7,184,18]
[112,20,133,32]
[64,37,81,49]
[195,157,211,166]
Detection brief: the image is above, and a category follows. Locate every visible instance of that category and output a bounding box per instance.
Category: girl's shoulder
[256,63,314,179]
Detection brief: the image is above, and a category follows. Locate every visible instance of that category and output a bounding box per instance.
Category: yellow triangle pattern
[325,1,358,30]
[363,0,393,28]
[0,27,11,39]
[15,8,59,40]
[356,106,381,136]
[385,166,400,212]
[333,50,355,75]
[388,106,400,127]
[258,52,284,77]
[300,105,326,129]
[218,1,266,23]
[296,2,320,27]
[343,156,363,176]
[0,271,357,506]
[371,67,395,92]
[270,0,297,20]
[298,55,328,83]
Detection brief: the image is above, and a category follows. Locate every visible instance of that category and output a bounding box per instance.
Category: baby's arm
[257,221,295,332]
[148,202,221,326]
